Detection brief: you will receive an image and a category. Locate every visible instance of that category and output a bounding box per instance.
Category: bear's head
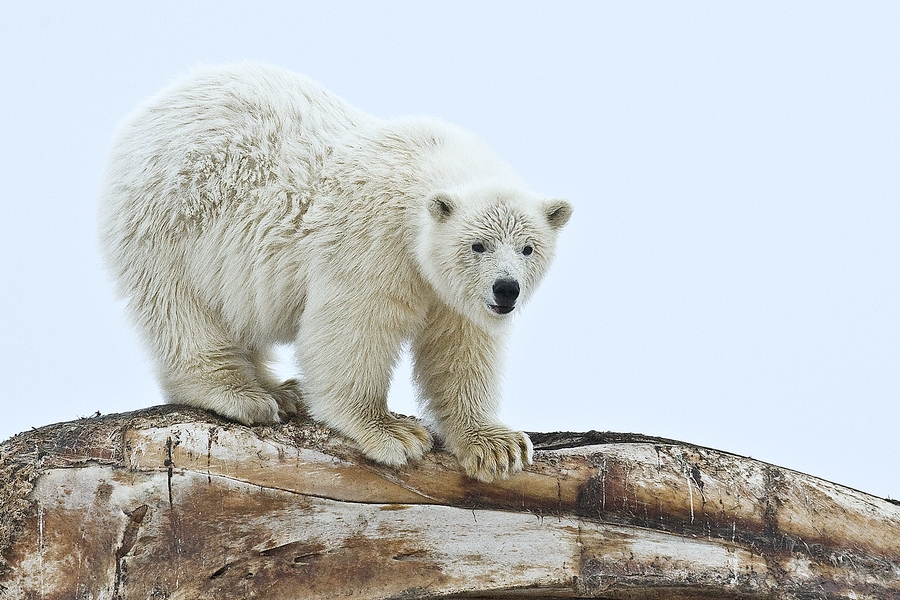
[415,184,573,332]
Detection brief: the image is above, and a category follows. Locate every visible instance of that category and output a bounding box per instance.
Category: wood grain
[1,405,897,599]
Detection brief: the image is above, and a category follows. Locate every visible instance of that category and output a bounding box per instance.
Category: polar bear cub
[99,63,572,482]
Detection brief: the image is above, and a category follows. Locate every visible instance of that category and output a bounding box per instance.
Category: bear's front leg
[296,295,433,467]
[412,307,533,482]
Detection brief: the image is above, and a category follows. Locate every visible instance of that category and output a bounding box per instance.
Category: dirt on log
[0,405,898,599]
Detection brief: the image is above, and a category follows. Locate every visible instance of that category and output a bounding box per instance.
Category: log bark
[1,406,898,599]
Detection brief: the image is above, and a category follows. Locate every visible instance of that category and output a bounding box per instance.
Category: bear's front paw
[357,415,434,468]
[452,426,534,482]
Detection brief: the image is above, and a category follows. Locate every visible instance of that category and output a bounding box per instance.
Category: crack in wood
[209,563,229,579]
[164,436,174,507]
[165,466,435,508]
[113,504,149,600]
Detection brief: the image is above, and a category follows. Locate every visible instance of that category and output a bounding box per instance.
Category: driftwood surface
[0,406,898,599]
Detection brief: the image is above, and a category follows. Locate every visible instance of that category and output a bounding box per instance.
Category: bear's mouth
[489,304,515,315]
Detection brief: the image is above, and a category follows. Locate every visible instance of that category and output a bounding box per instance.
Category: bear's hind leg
[139,287,283,425]
[162,346,280,425]
[161,344,283,426]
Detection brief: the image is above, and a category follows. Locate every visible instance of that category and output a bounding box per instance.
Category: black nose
[492,279,520,306]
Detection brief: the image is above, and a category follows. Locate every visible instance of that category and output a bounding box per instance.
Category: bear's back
[99,63,371,251]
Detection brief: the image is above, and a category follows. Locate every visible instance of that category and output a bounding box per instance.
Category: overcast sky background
[1,2,897,499]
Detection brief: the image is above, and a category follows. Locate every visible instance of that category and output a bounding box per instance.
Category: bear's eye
[522,245,534,256]
[471,242,486,253]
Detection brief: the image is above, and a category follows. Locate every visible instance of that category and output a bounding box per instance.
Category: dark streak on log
[165,436,175,507]
[116,505,149,559]
[114,504,149,600]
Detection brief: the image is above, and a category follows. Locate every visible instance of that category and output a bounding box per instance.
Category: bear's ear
[543,198,573,230]
[427,192,455,223]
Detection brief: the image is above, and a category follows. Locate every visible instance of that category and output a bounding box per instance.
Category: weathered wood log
[1,406,898,599]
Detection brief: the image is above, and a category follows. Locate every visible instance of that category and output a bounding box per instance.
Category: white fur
[98,63,572,482]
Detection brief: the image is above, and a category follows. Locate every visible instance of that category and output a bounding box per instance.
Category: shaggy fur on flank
[99,63,572,482]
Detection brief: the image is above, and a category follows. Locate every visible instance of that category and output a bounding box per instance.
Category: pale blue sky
[1,2,897,499]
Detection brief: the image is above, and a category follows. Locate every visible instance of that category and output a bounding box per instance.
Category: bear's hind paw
[271,378,306,421]
[210,392,281,427]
